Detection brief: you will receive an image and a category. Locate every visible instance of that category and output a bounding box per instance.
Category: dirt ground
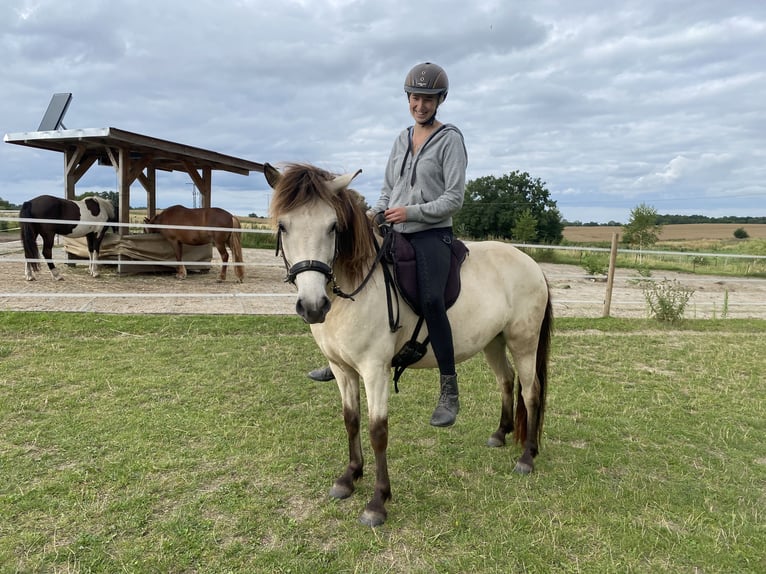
[1,242,765,319]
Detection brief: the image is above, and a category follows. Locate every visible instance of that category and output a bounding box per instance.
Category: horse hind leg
[509,343,543,475]
[24,261,36,281]
[42,236,63,281]
[483,334,516,448]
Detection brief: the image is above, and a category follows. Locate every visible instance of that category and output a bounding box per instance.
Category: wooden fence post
[603,232,619,317]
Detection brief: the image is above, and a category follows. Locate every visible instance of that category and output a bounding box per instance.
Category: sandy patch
[1,243,764,319]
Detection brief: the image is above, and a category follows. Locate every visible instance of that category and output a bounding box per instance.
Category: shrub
[642,279,695,322]
[581,253,608,276]
[636,265,652,278]
[733,227,749,239]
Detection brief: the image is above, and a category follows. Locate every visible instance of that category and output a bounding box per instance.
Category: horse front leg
[172,242,187,279]
[329,368,363,501]
[215,244,228,282]
[86,232,99,277]
[359,368,391,527]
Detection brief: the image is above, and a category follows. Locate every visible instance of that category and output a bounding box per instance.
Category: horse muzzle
[286,259,334,324]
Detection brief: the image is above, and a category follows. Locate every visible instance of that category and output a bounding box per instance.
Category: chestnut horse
[20,194,116,281]
[144,205,244,282]
[266,163,552,527]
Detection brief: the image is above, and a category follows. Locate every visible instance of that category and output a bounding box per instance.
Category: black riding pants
[404,227,456,376]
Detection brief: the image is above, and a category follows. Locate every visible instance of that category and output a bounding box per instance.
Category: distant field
[564,223,766,243]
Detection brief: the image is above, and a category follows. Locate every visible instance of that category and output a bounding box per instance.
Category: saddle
[381,227,468,315]
[377,225,469,388]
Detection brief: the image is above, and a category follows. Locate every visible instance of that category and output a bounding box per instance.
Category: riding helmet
[404,62,449,103]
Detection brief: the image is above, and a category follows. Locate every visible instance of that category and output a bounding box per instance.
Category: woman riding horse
[309,62,468,428]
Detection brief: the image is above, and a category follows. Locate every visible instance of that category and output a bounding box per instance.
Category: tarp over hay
[63,234,212,275]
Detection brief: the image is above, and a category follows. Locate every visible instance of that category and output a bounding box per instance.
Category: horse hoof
[359,509,386,527]
[513,461,533,475]
[53,275,64,282]
[487,434,506,448]
[329,483,353,500]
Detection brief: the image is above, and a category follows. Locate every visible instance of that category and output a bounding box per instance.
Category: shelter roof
[4,127,264,176]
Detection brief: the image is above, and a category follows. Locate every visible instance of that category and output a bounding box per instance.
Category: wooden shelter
[4,94,266,273]
[4,126,265,235]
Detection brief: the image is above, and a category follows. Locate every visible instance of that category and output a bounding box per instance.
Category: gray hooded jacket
[372,124,468,234]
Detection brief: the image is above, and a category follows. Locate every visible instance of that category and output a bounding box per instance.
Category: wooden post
[117,147,130,237]
[603,232,619,317]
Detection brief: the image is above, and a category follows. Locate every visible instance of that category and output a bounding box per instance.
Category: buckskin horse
[144,205,245,282]
[265,162,553,527]
[20,194,116,281]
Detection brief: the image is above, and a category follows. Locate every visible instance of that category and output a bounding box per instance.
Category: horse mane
[270,163,376,284]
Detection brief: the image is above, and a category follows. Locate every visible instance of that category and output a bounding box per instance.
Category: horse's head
[143,215,157,234]
[266,162,370,324]
[92,197,118,233]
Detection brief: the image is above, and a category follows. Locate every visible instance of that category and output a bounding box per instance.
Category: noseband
[284,258,334,284]
[275,227,336,285]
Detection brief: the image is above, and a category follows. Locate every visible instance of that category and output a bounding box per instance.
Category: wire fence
[2,214,765,319]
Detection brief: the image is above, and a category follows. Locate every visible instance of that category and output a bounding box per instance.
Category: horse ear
[264,163,281,189]
[327,169,363,194]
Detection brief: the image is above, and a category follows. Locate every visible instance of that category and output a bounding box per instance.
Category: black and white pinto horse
[20,194,116,281]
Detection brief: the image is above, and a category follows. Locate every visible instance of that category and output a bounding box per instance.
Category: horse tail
[230,215,245,280]
[514,284,553,445]
[19,201,41,272]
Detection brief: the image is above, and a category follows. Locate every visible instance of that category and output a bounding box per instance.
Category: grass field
[1,313,764,573]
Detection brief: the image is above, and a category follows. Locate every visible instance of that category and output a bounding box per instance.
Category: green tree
[623,203,661,250]
[0,196,20,210]
[511,208,538,243]
[455,171,563,242]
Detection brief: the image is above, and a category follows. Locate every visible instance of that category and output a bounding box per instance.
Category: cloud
[1,0,765,222]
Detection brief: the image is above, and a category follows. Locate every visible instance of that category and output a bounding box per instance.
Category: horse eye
[277,222,286,233]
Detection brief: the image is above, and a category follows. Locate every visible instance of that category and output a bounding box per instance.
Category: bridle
[275,218,389,302]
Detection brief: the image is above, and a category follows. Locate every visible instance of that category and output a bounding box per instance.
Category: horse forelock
[271,163,375,284]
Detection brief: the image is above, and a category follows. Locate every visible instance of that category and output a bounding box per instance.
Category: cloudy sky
[1,0,764,223]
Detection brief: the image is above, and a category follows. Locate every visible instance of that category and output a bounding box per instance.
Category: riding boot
[307,365,335,382]
[430,374,459,427]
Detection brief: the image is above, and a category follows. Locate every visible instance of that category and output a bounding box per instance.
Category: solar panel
[37,93,73,131]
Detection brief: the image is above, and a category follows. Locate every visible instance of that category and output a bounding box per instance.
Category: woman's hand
[384,207,407,224]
